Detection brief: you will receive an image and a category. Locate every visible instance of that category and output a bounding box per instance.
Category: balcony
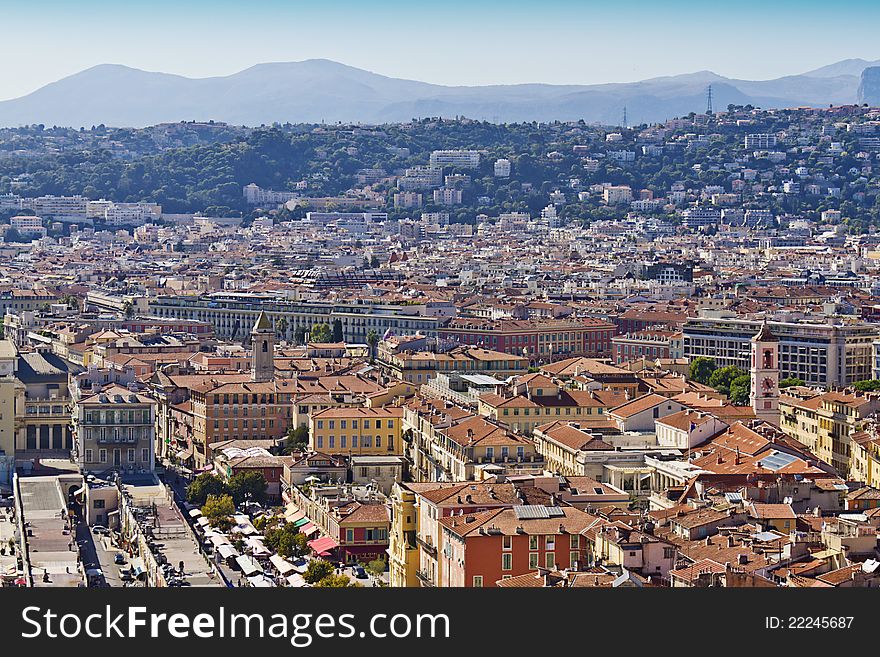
[415,534,438,557]
[415,570,435,587]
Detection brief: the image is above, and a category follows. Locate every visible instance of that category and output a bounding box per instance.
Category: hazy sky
[2,0,880,101]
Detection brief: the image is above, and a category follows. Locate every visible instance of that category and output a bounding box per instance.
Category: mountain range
[1,57,879,128]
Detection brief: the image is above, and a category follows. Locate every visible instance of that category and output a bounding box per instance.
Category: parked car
[92,525,109,535]
[114,552,127,565]
[354,566,368,579]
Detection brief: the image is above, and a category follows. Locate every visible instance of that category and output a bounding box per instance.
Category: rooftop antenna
[622,106,627,128]
[706,85,713,115]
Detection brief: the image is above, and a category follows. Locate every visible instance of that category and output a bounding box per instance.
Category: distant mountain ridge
[0,57,878,128]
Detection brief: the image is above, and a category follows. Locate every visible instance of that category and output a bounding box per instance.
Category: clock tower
[750,320,780,425]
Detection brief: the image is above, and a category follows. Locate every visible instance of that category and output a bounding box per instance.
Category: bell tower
[251,311,275,382]
[750,320,779,425]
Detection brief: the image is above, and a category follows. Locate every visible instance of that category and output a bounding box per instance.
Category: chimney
[735,447,741,466]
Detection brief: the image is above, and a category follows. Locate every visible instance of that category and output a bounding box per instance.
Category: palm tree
[366,329,379,363]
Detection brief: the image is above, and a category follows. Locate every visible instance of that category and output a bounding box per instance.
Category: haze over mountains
[1,57,879,128]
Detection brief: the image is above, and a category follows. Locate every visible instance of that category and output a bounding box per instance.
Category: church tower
[251,311,275,382]
[750,321,779,425]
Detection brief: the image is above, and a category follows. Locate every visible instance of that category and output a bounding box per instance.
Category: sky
[2,0,880,101]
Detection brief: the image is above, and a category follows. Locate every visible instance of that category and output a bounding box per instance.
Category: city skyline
[2,0,880,101]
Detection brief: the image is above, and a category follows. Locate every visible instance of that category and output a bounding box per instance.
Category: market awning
[188,509,203,518]
[217,544,239,560]
[247,575,275,587]
[235,555,263,577]
[307,536,339,554]
[286,573,307,588]
[301,524,319,537]
[176,447,193,461]
[293,518,310,528]
[269,554,295,576]
[285,510,306,523]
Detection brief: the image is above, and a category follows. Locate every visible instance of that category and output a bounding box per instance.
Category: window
[545,552,555,569]
[501,553,512,571]
[85,449,93,463]
[545,535,555,550]
[346,529,354,543]
[127,449,135,462]
[529,553,539,569]
[473,576,483,587]
[502,535,512,550]
[99,449,107,464]
[570,535,579,549]
[570,552,579,566]
[529,536,538,550]
[142,449,149,463]
[316,437,323,448]
[93,499,105,509]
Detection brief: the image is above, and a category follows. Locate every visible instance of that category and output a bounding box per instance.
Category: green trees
[366,329,379,362]
[708,366,747,397]
[366,557,386,577]
[187,470,267,507]
[779,377,805,388]
[331,319,344,343]
[688,357,717,385]
[275,316,288,339]
[853,379,880,392]
[283,425,310,454]
[303,559,334,584]
[264,522,309,559]
[186,472,226,506]
[227,471,268,505]
[309,323,333,343]
[314,574,361,588]
[728,375,751,405]
[201,494,235,531]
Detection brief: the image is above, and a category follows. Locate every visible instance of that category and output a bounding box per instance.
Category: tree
[331,318,344,343]
[366,329,379,362]
[201,494,235,531]
[309,323,333,343]
[314,574,362,588]
[853,379,880,392]
[708,365,746,396]
[227,471,268,505]
[304,559,334,584]
[366,557,386,577]
[728,374,751,405]
[187,472,227,506]
[275,316,288,339]
[688,357,717,385]
[779,377,805,389]
[283,425,310,454]
[293,325,308,344]
[264,522,309,559]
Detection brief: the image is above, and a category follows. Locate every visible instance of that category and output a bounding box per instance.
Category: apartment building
[429,150,481,169]
[378,345,527,384]
[438,505,595,587]
[439,317,615,360]
[308,406,404,456]
[73,385,156,474]
[779,390,880,475]
[683,314,880,386]
[148,293,442,342]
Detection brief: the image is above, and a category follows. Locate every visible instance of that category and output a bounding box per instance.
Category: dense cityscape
[4,101,880,591]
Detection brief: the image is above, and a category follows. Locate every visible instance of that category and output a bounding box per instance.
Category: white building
[494,159,511,177]
[429,150,481,169]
